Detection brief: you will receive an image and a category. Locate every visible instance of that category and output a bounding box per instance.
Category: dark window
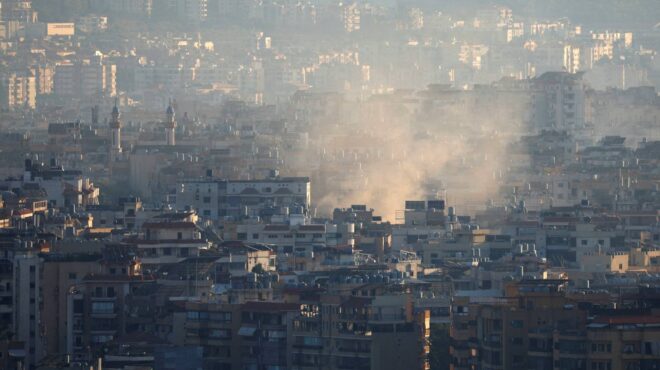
[73,299,84,314]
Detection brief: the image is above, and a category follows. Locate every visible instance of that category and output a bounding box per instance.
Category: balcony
[90,310,117,319]
[89,328,117,335]
[293,343,323,351]
[368,313,407,322]
[91,295,117,302]
[336,360,370,370]
[337,346,371,355]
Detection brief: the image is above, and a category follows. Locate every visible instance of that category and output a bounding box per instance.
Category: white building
[175,176,311,221]
[133,213,210,265]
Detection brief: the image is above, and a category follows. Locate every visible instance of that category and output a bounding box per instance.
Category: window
[591,361,612,370]
[187,311,209,320]
[302,336,322,346]
[68,273,77,280]
[203,196,211,203]
[177,232,183,240]
[511,320,523,328]
[95,287,103,297]
[312,233,323,238]
[237,233,247,240]
[91,335,113,344]
[622,343,638,354]
[91,302,114,314]
[252,233,259,239]
[180,248,189,257]
[73,299,83,314]
[209,329,231,339]
[107,287,115,298]
[210,311,232,322]
[594,343,612,353]
[163,247,172,256]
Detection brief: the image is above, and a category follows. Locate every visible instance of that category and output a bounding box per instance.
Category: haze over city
[0,1,659,370]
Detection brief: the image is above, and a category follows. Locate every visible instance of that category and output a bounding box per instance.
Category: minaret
[109,100,122,161]
[165,100,176,146]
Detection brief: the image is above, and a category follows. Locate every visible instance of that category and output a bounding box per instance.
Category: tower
[109,100,122,161]
[165,100,176,146]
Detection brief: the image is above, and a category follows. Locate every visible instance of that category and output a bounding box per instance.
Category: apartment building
[176,176,311,221]
[127,212,210,265]
[0,71,36,110]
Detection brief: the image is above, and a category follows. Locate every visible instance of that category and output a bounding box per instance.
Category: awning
[8,349,26,357]
[238,326,257,336]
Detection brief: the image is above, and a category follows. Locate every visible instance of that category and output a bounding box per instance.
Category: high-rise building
[109,101,122,162]
[2,71,36,110]
[54,57,116,99]
[1,0,37,22]
[165,101,177,146]
[13,253,45,369]
[532,71,588,132]
[342,2,360,33]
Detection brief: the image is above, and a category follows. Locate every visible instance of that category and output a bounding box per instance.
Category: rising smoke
[289,87,529,221]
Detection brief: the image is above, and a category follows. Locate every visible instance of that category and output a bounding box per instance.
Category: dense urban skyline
[0,1,659,370]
